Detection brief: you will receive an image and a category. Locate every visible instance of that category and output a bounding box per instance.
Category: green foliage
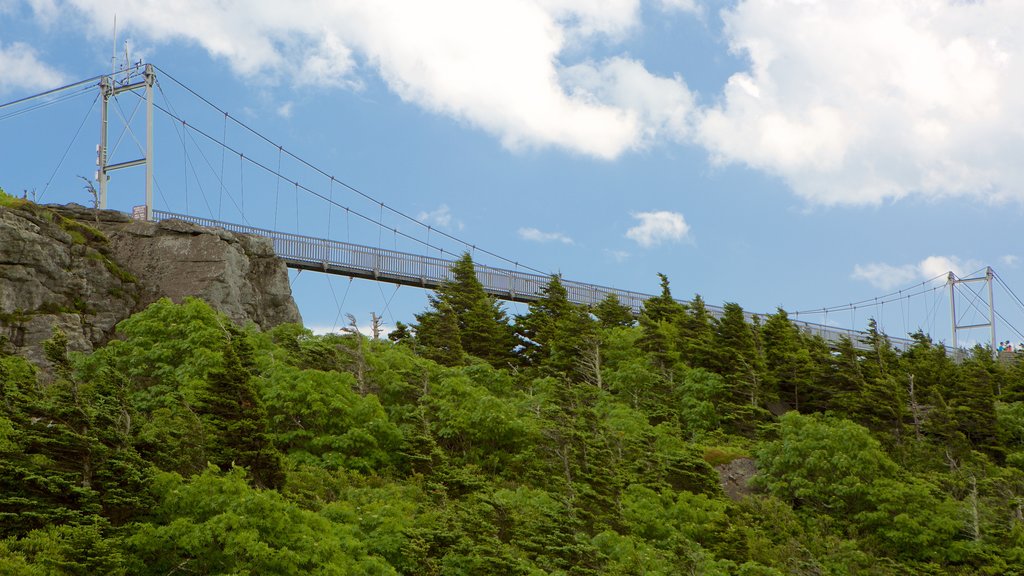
[593,293,635,328]
[6,285,1024,573]
[126,467,395,575]
[260,363,403,472]
[756,412,899,517]
[415,253,516,368]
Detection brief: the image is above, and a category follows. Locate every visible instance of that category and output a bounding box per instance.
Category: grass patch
[58,216,108,245]
[2,187,109,245]
[703,446,752,467]
[0,309,32,324]
[86,249,137,283]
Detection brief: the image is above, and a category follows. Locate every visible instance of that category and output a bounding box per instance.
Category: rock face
[0,201,301,366]
[716,457,758,501]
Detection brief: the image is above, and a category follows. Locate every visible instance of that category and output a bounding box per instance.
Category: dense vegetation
[3,252,1024,574]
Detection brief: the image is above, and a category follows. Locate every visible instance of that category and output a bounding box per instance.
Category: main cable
[146,96,469,261]
[152,64,546,275]
[793,272,949,316]
[0,75,103,113]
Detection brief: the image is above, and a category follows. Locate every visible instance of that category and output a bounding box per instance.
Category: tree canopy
[4,264,1024,574]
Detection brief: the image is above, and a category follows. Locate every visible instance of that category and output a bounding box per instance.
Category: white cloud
[0,41,65,94]
[52,0,696,159]
[417,204,462,230]
[561,56,694,146]
[1001,255,1019,268]
[518,227,573,244]
[33,0,1024,206]
[852,255,980,291]
[276,101,293,118]
[698,0,1024,205]
[625,210,689,247]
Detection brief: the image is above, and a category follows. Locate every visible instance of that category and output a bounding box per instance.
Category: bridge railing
[153,211,928,353]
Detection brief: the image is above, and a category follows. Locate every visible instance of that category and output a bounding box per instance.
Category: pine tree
[417,253,516,367]
[195,330,284,489]
[414,302,465,366]
[954,347,1002,460]
[761,308,815,411]
[517,275,600,379]
[638,274,684,378]
[678,293,716,370]
[711,302,767,431]
[517,275,573,366]
[388,321,413,344]
[593,293,635,328]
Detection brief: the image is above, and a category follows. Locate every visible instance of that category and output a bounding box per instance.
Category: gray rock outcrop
[0,201,301,367]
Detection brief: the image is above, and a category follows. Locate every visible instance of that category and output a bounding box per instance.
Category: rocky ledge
[0,200,301,366]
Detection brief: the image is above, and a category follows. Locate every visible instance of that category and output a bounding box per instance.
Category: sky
[3,0,1024,348]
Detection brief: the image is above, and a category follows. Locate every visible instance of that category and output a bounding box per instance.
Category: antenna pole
[111,15,117,76]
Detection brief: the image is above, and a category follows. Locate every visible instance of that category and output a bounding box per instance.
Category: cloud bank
[698,0,1024,205]
[0,41,65,94]
[12,0,1024,205]
[852,255,980,291]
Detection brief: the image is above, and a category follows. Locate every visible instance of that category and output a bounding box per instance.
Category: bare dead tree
[79,176,99,223]
[370,312,384,340]
[576,336,604,390]
[340,313,370,394]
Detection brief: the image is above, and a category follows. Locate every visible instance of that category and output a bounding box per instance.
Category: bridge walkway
[155,210,920,352]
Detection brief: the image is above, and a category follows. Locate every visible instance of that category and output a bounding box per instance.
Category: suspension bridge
[4,62,1024,355]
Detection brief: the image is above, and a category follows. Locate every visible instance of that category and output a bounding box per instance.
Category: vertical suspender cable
[273,146,282,229]
[218,112,227,219]
[239,153,244,218]
[183,120,189,213]
[328,177,334,239]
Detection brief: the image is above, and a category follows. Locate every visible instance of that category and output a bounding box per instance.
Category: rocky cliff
[0,199,301,366]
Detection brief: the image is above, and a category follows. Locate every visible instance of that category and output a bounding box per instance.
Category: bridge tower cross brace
[947,266,996,355]
[97,63,154,219]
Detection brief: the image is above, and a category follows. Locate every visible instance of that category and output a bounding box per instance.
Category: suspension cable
[38,92,100,201]
[152,64,546,274]
[0,75,103,113]
[794,272,948,316]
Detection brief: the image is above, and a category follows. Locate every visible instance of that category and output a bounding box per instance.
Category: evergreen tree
[761,308,815,411]
[416,253,516,368]
[593,293,635,328]
[954,347,1002,460]
[711,303,763,397]
[415,302,465,366]
[194,330,284,489]
[678,293,716,370]
[388,321,413,344]
[517,275,600,379]
[638,274,684,378]
[517,274,573,366]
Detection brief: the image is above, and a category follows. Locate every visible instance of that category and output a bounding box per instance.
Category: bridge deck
[154,211,922,352]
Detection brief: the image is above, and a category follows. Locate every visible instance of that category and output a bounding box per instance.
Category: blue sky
[3,0,1024,347]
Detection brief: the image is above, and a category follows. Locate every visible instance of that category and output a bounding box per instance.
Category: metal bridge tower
[96,63,154,219]
[948,267,996,355]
